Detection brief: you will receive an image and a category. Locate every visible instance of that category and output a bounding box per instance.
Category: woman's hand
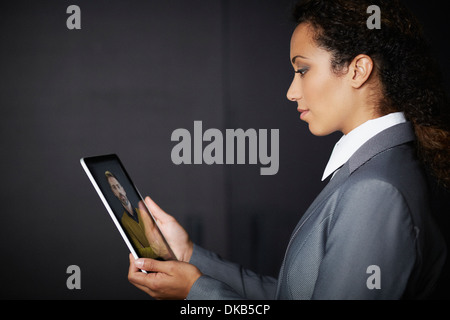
[143,196,193,262]
[128,254,202,300]
[128,196,199,299]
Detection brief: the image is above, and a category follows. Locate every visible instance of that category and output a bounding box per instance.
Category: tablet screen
[81,154,177,261]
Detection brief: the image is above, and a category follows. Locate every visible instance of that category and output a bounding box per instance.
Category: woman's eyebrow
[291,55,309,64]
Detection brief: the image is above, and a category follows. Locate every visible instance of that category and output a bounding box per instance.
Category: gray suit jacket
[187,122,447,300]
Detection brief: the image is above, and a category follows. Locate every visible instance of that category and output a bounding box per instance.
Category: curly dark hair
[292,0,450,187]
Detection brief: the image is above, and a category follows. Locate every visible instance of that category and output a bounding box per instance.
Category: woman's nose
[286,75,302,102]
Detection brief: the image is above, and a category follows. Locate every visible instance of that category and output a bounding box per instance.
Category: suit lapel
[290,164,350,236]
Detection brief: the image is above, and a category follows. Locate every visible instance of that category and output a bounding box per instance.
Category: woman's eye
[295,68,308,77]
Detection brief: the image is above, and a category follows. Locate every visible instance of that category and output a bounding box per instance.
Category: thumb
[134,258,167,273]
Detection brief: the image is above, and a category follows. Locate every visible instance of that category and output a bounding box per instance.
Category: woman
[128,0,448,299]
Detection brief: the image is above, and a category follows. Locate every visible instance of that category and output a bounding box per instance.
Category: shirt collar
[124,206,140,223]
[322,112,407,181]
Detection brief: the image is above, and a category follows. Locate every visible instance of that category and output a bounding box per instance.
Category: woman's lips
[298,108,309,120]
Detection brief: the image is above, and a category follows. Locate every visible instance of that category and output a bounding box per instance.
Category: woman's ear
[349,54,374,89]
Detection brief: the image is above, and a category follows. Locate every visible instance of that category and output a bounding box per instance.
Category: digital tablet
[80,154,177,263]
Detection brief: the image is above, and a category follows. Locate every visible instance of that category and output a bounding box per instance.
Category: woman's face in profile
[287,23,358,136]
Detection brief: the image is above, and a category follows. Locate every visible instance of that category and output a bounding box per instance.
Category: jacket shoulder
[347,142,428,196]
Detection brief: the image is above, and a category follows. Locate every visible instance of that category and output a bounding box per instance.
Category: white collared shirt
[322,112,407,181]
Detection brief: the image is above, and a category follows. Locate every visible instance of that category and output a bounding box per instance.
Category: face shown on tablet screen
[108,176,128,205]
[105,171,134,216]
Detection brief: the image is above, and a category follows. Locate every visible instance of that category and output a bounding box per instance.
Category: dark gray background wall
[1,0,449,299]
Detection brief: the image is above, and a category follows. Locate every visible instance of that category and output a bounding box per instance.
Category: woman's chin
[307,123,333,137]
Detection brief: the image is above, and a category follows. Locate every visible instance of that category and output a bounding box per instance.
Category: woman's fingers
[127,255,202,300]
[144,196,173,224]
